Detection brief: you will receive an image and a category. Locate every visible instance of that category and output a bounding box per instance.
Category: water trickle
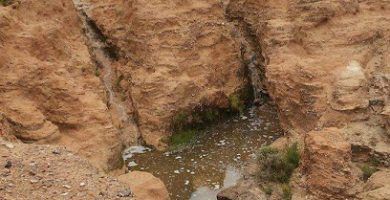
[124,104,282,200]
[72,0,139,143]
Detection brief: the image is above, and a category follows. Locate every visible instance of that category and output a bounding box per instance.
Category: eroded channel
[123,104,283,200]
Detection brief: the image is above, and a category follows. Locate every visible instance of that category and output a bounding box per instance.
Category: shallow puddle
[123,104,283,200]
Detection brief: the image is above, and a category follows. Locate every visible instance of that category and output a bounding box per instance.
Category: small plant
[257,143,300,183]
[285,143,300,167]
[204,109,219,122]
[263,184,273,196]
[360,164,378,181]
[281,184,292,200]
[95,67,101,77]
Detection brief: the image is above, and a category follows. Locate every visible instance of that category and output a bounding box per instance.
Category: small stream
[73,0,139,143]
[123,104,283,200]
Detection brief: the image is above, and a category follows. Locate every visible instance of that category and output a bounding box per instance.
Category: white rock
[5,143,14,149]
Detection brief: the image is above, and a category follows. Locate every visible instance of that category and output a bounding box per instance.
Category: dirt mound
[0,139,133,200]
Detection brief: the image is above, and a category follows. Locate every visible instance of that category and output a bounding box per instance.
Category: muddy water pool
[123,104,283,200]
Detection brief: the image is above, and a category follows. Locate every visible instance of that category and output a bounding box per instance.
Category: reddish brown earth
[84,0,249,149]
[1,0,389,199]
[221,0,390,199]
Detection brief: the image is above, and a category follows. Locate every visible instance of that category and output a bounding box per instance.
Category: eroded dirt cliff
[1,0,389,199]
[77,0,251,148]
[223,0,390,199]
[0,0,131,171]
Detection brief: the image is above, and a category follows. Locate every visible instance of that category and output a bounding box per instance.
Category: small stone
[127,161,138,168]
[4,161,12,169]
[60,192,69,196]
[80,182,86,187]
[52,149,61,155]
[5,143,14,149]
[63,185,71,189]
[117,189,133,197]
[30,179,39,183]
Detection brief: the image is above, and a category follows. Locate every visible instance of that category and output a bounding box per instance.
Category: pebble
[127,161,138,168]
[117,189,133,197]
[63,185,71,189]
[30,179,39,183]
[60,192,69,196]
[5,143,14,149]
[174,170,180,174]
[80,182,86,187]
[52,149,61,155]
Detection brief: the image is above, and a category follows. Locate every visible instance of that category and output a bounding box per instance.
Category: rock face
[227,0,390,134]
[81,0,249,148]
[0,0,131,171]
[303,128,357,199]
[0,139,133,200]
[226,1,390,199]
[118,171,170,200]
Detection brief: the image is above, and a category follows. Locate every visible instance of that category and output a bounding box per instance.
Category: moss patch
[0,0,13,6]
[168,85,255,150]
[168,129,197,151]
[229,94,245,114]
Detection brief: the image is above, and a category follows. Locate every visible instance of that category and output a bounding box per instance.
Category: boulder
[358,170,390,200]
[303,128,357,199]
[118,171,170,200]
